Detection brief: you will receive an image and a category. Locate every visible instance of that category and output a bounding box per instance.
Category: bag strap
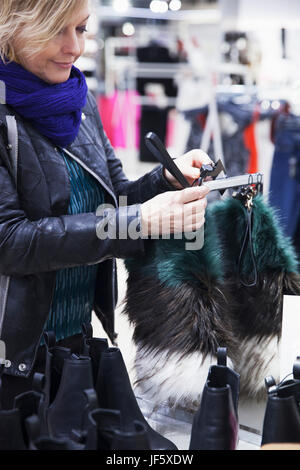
[5,115,18,184]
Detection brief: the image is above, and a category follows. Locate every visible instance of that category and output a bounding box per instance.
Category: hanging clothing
[183,95,286,178]
[124,192,300,408]
[136,42,179,162]
[269,113,300,239]
[184,103,251,177]
[244,105,261,174]
[97,91,141,150]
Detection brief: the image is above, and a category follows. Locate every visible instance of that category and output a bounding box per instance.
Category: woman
[0,0,210,408]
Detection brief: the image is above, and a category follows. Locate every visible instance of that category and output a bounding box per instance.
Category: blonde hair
[0,0,89,63]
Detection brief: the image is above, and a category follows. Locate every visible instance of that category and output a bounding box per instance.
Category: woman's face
[14,1,90,84]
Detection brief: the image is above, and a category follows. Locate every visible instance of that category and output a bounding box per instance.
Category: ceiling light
[113,0,130,13]
[150,1,168,14]
[271,100,281,110]
[122,22,135,36]
[169,0,182,11]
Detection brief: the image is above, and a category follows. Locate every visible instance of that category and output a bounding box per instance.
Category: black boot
[25,413,44,447]
[96,347,177,450]
[86,408,150,450]
[43,331,73,411]
[111,421,150,450]
[0,408,26,450]
[86,408,121,450]
[42,331,96,439]
[29,435,84,450]
[13,386,47,447]
[0,376,45,450]
[25,402,88,450]
[189,348,240,450]
[261,373,300,445]
[81,323,109,386]
[46,355,94,439]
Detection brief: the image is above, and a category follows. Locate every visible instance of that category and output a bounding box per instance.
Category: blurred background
[79,0,300,203]
[81,0,300,449]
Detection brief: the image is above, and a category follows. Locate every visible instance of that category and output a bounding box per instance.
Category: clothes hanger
[145,131,226,188]
[145,132,264,288]
[145,132,191,188]
[144,131,263,193]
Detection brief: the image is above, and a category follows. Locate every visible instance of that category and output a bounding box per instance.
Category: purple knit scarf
[0,59,88,147]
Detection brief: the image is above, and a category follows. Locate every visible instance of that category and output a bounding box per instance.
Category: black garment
[184,95,283,177]
[136,43,179,98]
[136,43,178,162]
[139,107,169,162]
[0,91,175,379]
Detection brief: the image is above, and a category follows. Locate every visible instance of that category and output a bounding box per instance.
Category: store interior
[75,0,300,450]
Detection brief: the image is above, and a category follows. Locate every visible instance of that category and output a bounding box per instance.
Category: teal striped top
[44,149,105,342]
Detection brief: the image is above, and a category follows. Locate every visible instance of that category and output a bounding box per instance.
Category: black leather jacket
[0,91,174,378]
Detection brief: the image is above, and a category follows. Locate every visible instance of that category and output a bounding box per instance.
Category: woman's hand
[163,149,213,189]
[140,185,210,237]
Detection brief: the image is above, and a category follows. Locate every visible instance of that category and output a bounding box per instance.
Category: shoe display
[189,348,240,450]
[96,346,178,450]
[261,362,300,446]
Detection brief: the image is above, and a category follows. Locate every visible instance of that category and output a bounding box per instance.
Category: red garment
[97,94,115,144]
[244,106,260,174]
[97,91,141,149]
[166,110,177,148]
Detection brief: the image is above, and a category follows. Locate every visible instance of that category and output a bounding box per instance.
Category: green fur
[210,194,299,275]
[125,194,299,288]
[125,207,224,289]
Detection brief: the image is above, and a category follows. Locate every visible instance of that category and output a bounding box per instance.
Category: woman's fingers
[163,149,214,188]
[176,185,210,203]
[140,186,210,237]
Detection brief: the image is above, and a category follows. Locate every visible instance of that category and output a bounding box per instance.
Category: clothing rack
[104,36,252,99]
